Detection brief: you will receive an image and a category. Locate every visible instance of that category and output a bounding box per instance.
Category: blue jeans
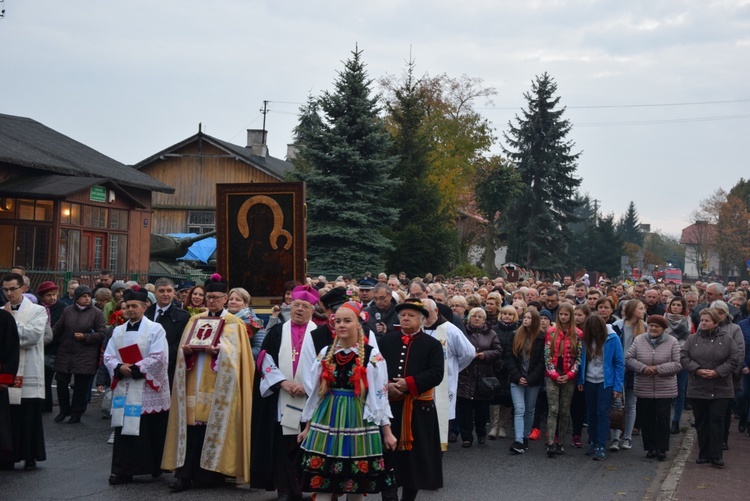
[610,388,636,441]
[672,369,688,424]
[585,381,613,449]
[510,383,540,442]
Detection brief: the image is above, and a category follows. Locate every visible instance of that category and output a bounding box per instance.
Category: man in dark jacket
[691,283,741,330]
[644,289,666,318]
[364,284,399,342]
[52,285,106,424]
[145,278,190,386]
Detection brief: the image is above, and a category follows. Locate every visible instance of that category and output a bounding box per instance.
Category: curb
[656,427,695,501]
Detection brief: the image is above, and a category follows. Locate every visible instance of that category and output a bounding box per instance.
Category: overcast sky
[2,1,749,237]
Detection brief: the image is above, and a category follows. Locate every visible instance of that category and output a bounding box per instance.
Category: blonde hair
[549,302,579,351]
[499,304,518,323]
[468,307,486,320]
[623,299,646,336]
[228,287,251,306]
[318,325,367,401]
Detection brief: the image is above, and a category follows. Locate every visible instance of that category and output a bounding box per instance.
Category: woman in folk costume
[161,274,254,492]
[297,301,396,500]
[103,289,171,485]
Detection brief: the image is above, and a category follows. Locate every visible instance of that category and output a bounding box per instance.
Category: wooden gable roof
[133,131,292,181]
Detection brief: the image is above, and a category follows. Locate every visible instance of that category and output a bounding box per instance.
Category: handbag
[609,396,625,431]
[476,376,501,399]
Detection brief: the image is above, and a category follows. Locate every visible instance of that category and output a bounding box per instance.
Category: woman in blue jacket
[578,315,625,461]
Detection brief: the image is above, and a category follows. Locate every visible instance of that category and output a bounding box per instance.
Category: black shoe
[448,432,458,443]
[646,450,657,458]
[711,458,724,468]
[510,441,525,454]
[546,443,556,456]
[722,442,728,451]
[461,441,472,448]
[108,474,132,485]
[670,421,680,434]
[68,416,81,424]
[54,413,69,422]
[23,460,36,471]
[696,457,710,464]
[478,436,486,445]
[657,450,667,461]
[555,443,565,455]
[169,478,192,492]
[739,421,747,433]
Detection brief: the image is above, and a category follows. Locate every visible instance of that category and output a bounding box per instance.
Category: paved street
[2,393,681,501]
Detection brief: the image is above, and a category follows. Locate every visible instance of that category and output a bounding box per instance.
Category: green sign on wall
[90,185,106,203]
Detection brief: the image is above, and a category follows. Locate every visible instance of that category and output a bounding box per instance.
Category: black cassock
[379,330,444,490]
[0,309,20,465]
[250,322,306,496]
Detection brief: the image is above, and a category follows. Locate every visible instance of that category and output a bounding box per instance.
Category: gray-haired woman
[681,308,740,468]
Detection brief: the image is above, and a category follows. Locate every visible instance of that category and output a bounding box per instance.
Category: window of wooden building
[188,210,215,234]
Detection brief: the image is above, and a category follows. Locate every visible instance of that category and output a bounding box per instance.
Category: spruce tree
[383,61,457,275]
[502,73,581,272]
[616,201,644,246]
[291,48,399,276]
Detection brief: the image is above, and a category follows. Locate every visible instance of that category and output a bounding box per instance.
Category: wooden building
[134,129,293,236]
[0,113,173,273]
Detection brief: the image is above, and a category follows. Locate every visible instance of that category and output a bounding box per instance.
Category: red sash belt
[392,388,435,451]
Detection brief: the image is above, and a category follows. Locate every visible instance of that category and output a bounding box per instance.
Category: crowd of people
[1,266,749,499]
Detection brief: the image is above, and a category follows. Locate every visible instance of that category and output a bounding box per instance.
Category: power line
[574,113,750,127]
[228,114,263,142]
[479,98,750,111]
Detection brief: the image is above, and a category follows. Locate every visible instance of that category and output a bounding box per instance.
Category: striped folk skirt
[300,389,394,494]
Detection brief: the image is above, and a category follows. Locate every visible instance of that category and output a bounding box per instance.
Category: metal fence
[1,269,212,293]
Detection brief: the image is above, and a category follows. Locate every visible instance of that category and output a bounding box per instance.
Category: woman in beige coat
[626,315,681,461]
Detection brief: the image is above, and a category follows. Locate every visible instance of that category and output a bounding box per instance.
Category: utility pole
[259,100,269,144]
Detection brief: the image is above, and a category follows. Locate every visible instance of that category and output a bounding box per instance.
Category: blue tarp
[169,233,216,264]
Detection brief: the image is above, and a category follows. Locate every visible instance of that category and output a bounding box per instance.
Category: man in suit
[145,278,190,386]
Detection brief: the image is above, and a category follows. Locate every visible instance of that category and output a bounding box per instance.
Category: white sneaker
[107,432,115,444]
[620,438,632,450]
[609,439,620,452]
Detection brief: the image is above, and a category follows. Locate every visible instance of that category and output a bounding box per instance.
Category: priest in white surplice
[422,299,475,451]
[104,288,170,485]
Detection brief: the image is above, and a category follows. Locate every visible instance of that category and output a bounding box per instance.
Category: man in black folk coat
[379,299,444,501]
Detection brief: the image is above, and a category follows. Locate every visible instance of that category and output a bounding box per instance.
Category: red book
[119,344,143,364]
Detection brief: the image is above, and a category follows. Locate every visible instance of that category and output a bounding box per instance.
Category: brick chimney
[246,129,268,157]
[286,143,299,161]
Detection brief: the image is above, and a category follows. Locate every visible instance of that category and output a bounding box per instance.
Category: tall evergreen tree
[568,194,624,277]
[383,61,456,275]
[502,73,581,272]
[616,201,644,246]
[291,48,399,276]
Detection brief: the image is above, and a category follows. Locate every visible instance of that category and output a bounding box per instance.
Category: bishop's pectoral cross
[292,345,300,362]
